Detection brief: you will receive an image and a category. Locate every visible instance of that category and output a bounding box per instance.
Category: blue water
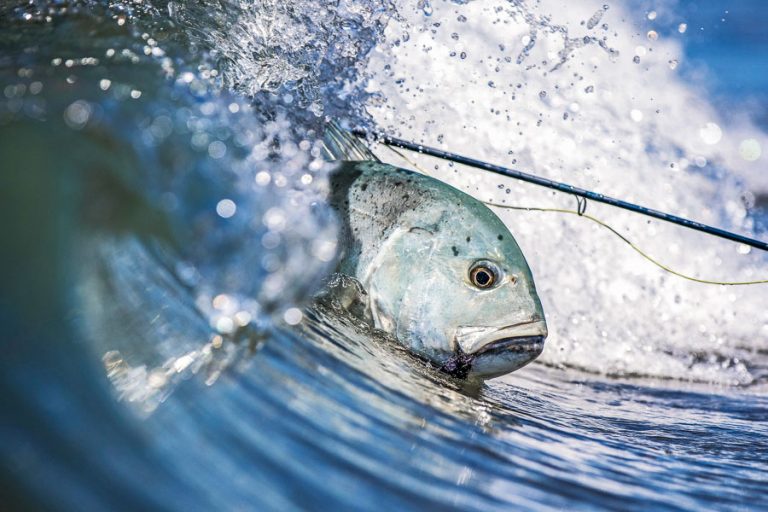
[1,1,767,510]
[635,0,768,126]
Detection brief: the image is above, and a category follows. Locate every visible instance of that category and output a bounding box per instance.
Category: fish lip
[455,320,547,354]
[474,335,545,356]
[437,336,545,379]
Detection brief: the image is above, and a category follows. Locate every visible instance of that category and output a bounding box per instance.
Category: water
[1,0,767,510]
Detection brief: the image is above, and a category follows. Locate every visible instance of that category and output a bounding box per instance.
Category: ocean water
[1,0,767,510]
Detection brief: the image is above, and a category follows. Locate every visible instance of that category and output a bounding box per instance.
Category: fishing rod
[351,129,768,253]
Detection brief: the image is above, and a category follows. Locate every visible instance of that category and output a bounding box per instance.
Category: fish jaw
[449,321,547,379]
[454,320,548,355]
[468,336,545,379]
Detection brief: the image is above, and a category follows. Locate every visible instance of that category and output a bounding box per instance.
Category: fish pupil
[470,266,495,288]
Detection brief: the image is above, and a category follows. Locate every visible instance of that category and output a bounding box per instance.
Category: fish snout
[454,320,548,355]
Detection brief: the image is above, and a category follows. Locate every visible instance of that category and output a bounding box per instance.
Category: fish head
[365,195,547,380]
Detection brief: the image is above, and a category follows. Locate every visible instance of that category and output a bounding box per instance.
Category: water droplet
[208,140,227,159]
[283,308,303,325]
[633,55,641,64]
[539,90,547,99]
[698,122,722,145]
[739,139,761,161]
[678,23,687,33]
[584,85,595,93]
[647,11,657,20]
[668,59,678,70]
[586,8,605,29]
[460,51,467,59]
[255,171,271,186]
[630,109,643,122]
[215,317,235,334]
[647,30,658,41]
[216,199,237,218]
[263,207,287,230]
[63,100,92,129]
[235,311,252,327]
[212,294,232,310]
[417,0,433,16]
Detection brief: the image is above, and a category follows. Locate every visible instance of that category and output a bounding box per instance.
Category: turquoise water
[1,1,767,510]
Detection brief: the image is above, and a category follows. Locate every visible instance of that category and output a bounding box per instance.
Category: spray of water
[365,0,768,385]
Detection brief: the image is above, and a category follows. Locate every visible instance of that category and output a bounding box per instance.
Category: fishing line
[352,128,768,253]
[486,202,768,286]
[379,139,768,286]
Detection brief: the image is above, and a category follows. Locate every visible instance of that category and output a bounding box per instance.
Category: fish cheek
[366,228,438,352]
[395,234,459,356]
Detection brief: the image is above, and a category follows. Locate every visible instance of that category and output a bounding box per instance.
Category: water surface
[1,1,767,510]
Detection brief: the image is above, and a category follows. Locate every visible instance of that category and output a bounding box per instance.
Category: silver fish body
[328,159,547,379]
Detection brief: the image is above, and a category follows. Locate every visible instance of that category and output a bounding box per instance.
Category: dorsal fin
[321,121,379,162]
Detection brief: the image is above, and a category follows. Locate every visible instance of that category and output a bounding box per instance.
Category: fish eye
[469,262,498,289]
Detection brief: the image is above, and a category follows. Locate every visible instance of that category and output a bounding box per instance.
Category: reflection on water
[1,0,767,510]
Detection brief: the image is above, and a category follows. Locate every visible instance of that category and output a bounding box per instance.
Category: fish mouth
[475,335,545,356]
[439,335,545,379]
[454,320,547,355]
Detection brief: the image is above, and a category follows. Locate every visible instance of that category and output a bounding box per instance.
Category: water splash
[366,0,768,385]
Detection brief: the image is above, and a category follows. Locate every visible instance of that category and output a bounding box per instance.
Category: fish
[322,126,547,379]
